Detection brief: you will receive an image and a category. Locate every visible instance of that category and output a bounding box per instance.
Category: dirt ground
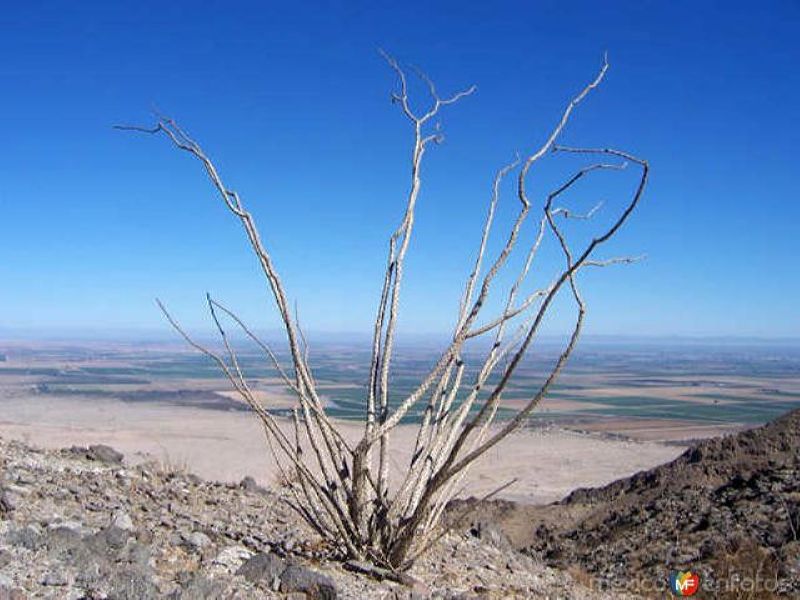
[0,390,685,504]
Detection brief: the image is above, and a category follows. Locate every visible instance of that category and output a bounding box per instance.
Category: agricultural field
[1,338,798,443]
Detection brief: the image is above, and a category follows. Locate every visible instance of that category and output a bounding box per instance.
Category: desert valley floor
[0,339,797,504]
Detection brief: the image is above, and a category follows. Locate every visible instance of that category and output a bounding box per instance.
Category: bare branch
[122,51,647,572]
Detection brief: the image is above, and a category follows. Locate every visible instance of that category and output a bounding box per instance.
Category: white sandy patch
[0,391,684,505]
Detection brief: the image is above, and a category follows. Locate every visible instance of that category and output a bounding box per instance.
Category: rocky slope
[0,437,605,599]
[452,409,800,597]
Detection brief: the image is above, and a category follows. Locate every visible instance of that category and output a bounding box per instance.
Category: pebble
[213,545,253,570]
[111,511,135,532]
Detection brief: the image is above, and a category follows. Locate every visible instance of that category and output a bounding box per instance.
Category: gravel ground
[0,437,612,599]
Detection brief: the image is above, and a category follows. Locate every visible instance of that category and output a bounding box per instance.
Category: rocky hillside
[452,409,800,597]
[0,437,606,599]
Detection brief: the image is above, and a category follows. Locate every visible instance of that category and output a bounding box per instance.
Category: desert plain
[1,338,798,504]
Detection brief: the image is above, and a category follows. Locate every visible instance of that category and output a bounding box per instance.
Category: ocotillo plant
[119,51,648,571]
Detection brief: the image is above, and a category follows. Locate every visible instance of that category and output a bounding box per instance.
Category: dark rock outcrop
[452,409,800,596]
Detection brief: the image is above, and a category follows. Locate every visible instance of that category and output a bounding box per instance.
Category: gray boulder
[236,552,286,585]
[279,565,337,599]
[87,444,124,464]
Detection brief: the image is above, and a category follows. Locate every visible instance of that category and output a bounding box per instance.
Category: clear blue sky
[1,1,798,339]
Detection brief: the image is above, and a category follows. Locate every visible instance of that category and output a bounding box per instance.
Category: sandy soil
[573,417,746,442]
[0,391,688,505]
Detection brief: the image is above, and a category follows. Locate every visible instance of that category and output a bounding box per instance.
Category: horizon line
[2,328,799,346]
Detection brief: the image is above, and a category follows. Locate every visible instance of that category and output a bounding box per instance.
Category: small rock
[41,571,69,586]
[87,444,124,464]
[213,545,253,571]
[185,473,203,485]
[469,521,511,549]
[45,525,83,552]
[236,552,286,585]
[79,525,129,561]
[182,531,212,551]
[112,512,135,532]
[47,519,85,534]
[239,476,264,493]
[8,524,43,550]
[279,565,337,600]
[13,472,35,486]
